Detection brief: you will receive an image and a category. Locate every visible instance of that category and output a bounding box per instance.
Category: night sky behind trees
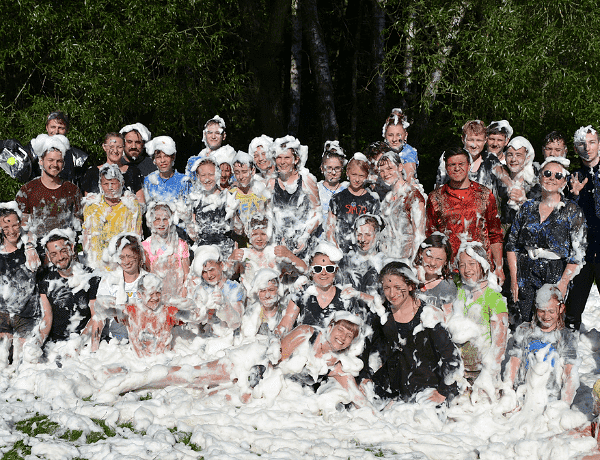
[1,0,599,199]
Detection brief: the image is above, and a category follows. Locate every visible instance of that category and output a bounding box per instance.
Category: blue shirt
[144,171,190,203]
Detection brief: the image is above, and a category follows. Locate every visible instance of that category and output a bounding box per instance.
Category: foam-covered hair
[98,163,124,186]
[145,136,176,157]
[353,213,385,233]
[507,136,535,161]
[270,135,308,170]
[213,145,236,166]
[190,155,222,187]
[378,150,403,166]
[250,268,280,298]
[311,241,344,264]
[120,123,151,142]
[190,245,222,276]
[249,135,274,156]
[32,134,69,159]
[137,273,164,295]
[323,140,346,158]
[382,108,410,137]
[488,120,513,139]
[379,260,419,286]
[233,150,254,167]
[40,228,77,248]
[0,201,22,221]
[574,125,597,144]
[540,156,570,175]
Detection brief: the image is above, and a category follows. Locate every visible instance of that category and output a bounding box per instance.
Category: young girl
[377,151,426,262]
[142,202,190,301]
[447,241,508,400]
[413,233,457,314]
[228,213,307,293]
[267,136,321,257]
[318,141,348,228]
[326,153,380,252]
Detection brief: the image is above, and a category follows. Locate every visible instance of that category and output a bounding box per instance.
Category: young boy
[228,213,307,293]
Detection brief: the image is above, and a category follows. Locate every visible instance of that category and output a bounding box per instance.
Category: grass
[3,413,204,460]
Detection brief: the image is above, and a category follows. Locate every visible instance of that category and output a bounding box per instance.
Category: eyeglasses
[311,265,336,274]
[542,170,564,180]
[323,166,342,173]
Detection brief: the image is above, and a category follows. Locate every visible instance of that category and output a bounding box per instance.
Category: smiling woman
[506,157,587,326]
[276,242,363,336]
[359,261,462,407]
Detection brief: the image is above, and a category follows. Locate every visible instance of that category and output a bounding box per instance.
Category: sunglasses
[311,265,336,274]
[542,170,564,180]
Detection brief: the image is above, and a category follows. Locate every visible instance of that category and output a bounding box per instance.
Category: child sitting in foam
[186,245,245,335]
[96,273,200,357]
[241,268,286,338]
[503,284,579,409]
[228,213,307,293]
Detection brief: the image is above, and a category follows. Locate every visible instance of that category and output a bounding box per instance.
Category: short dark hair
[44,233,70,247]
[46,111,69,130]
[543,131,567,148]
[444,146,470,163]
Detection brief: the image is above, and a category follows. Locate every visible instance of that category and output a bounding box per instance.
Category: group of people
[0,108,592,412]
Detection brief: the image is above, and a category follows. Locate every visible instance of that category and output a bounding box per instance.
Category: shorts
[0,311,36,337]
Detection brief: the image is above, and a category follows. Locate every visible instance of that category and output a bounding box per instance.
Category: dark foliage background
[1,0,598,199]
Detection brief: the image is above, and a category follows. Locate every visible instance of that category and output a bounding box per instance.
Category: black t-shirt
[292,285,361,328]
[329,189,380,252]
[0,246,39,318]
[38,264,100,342]
[79,164,144,195]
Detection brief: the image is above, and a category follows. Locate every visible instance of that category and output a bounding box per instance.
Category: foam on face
[574,125,597,144]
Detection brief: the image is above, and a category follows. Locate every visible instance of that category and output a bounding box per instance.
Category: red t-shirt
[16,178,82,237]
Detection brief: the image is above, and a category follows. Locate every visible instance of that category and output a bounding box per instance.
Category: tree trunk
[302,0,339,141]
[401,8,418,110]
[249,0,292,137]
[288,0,302,136]
[372,0,386,121]
[423,1,471,110]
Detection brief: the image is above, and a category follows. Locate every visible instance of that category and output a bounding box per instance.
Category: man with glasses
[565,126,600,329]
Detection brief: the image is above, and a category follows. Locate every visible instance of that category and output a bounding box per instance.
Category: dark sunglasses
[542,170,564,180]
[311,265,336,274]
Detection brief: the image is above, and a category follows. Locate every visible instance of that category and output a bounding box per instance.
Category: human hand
[569,174,588,196]
[230,249,244,261]
[274,245,292,259]
[508,187,526,204]
[494,266,505,286]
[510,279,519,303]
[428,390,446,404]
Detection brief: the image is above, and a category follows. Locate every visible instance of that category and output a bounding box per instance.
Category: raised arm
[274,299,300,337]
